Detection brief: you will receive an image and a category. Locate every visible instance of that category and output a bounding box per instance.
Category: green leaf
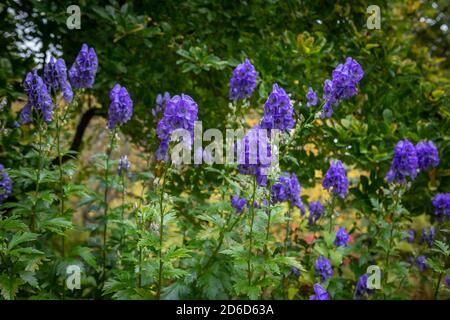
[8,232,39,251]
[73,246,98,268]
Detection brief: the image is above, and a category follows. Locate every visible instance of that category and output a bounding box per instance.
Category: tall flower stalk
[246,176,257,286]
[156,165,168,300]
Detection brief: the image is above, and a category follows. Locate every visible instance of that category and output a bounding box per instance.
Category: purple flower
[309,283,330,300]
[291,267,301,277]
[415,141,439,171]
[322,160,349,199]
[421,227,435,247]
[260,84,294,132]
[321,57,364,118]
[231,195,247,213]
[236,126,272,186]
[0,164,12,204]
[152,92,170,118]
[315,256,333,282]
[156,94,199,161]
[354,274,374,299]
[107,84,133,129]
[69,43,98,89]
[432,193,450,222]
[117,155,131,176]
[308,201,325,226]
[306,87,318,107]
[445,276,450,288]
[416,255,427,272]
[229,58,257,101]
[271,173,305,214]
[44,57,73,103]
[334,227,350,247]
[404,229,415,243]
[20,70,54,124]
[386,139,419,184]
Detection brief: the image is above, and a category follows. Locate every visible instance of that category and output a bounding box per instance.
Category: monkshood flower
[229,58,257,101]
[432,193,450,222]
[404,229,415,243]
[308,201,325,226]
[354,274,374,300]
[271,172,305,214]
[152,92,171,118]
[117,155,131,176]
[421,227,435,247]
[231,195,247,213]
[44,57,73,103]
[321,57,364,118]
[310,283,330,300]
[20,70,54,124]
[237,126,272,186]
[416,255,427,272]
[386,139,419,184]
[291,267,301,277]
[107,84,133,129]
[156,94,199,161]
[306,87,318,107]
[0,164,12,204]
[315,256,333,282]
[260,84,294,132]
[446,276,450,288]
[415,141,439,171]
[322,160,349,199]
[334,227,350,247]
[69,43,98,89]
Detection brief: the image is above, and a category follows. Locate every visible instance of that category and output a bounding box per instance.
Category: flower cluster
[229,58,257,101]
[69,43,98,89]
[20,70,54,124]
[404,229,415,243]
[237,126,272,186]
[432,193,450,222]
[270,172,305,214]
[415,141,439,171]
[354,274,374,300]
[306,87,318,107]
[315,256,333,282]
[117,155,131,176]
[44,57,73,103]
[386,139,418,184]
[334,227,350,247]
[416,255,427,272]
[107,84,133,130]
[321,57,364,118]
[152,92,171,118]
[0,164,12,204]
[231,195,247,213]
[322,160,349,198]
[156,94,199,161]
[421,227,435,247]
[309,283,330,300]
[260,84,294,132]
[308,201,325,226]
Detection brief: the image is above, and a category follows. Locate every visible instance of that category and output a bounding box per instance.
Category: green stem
[247,176,257,287]
[102,128,117,286]
[31,116,43,231]
[261,192,272,299]
[120,173,126,256]
[156,167,168,300]
[434,272,443,300]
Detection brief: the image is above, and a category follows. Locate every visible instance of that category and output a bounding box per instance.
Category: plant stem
[261,191,272,299]
[434,272,443,300]
[328,196,336,233]
[247,176,257,286]
[120,173,126,256]
[156,166,168,300]
[102,128,117,287]
[31,116,43,231]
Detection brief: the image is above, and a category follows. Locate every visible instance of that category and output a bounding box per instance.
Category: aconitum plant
[415,141,439,171]
[322,160,349,199]
[386,139,419,184]
[421,227,435,248]
[20,70,54,124]
[271,172,305,214]
[416,256,427,272]
[321,57,364,118]
[334,227,350,247]
[315,256,333,282]
[117,155,131,176]
[432,193,450,222]
[309,283,330,300]
[0,164,12,204]
[354,274,374,300]
[306,87,318,107]
[231,195,247,213]
[308,201,324,226]
[152,92,171,118]
[69,43,98,89]
[156,94,199,161]
[260,84,294,132]
[107,84,133,129]
[229,58,257,101]
[44,57,73,103]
